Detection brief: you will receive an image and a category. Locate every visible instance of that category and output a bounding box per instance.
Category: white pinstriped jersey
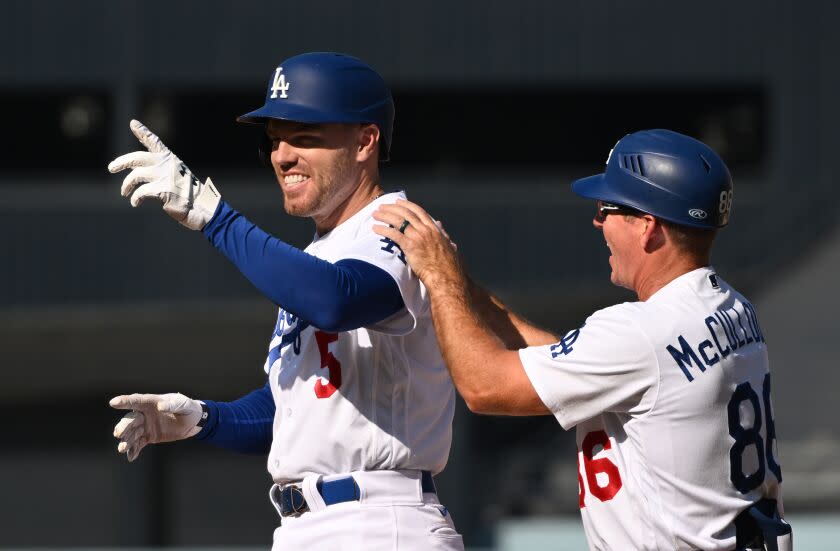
[520,267,783,550]
[264,191,455,483]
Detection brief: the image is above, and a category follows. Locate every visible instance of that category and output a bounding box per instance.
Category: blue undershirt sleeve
[202,201,404,332]
[194,383,274,454]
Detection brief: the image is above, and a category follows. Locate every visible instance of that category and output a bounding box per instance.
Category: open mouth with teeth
[284,174,310,188]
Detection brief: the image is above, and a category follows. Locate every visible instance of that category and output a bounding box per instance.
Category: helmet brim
[236,103,365,125]
[571,174,625,204]
[236,109,269,125]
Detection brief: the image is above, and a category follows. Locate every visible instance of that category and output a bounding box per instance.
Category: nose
[592,201,606,229]
[271,140,298,172]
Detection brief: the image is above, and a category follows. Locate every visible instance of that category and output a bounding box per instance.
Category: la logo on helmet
[271,67,290,99]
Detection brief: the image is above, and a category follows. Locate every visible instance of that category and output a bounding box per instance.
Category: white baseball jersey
[520,267,783,550]
[264,191,455,483]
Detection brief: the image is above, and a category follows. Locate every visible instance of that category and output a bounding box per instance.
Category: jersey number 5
[728,373,782,493]
[577,430,623,508]
[314,331,342,399]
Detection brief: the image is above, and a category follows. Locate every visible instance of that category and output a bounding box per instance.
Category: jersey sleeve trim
[519,303,659,430]
[336,250,424,336]
[202,201,404,332]
[519,348,574,429]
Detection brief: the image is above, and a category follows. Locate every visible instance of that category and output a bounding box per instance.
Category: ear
[356,124,380,162]
[639,215,665,253]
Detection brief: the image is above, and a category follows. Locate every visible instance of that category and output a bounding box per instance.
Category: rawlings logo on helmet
[688,209,708,220]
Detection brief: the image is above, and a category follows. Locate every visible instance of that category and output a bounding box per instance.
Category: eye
[288,135,321,148]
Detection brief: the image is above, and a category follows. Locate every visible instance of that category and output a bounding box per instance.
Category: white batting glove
[109,393,205,462]
[107,120,221,231]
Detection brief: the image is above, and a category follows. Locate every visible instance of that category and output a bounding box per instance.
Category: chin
[285,204,316,219]
[611,274,634,292]
[609,267,629,289]
[283,204,305,217]
[282,192,317,218]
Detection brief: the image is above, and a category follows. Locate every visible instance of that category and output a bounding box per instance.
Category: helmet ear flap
[258,133,272,168]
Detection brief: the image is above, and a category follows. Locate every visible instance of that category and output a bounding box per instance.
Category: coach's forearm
[428,276,539,415]
[468,279,558,348]
[430,279,503,410]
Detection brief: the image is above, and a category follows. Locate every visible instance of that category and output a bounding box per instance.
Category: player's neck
[314,174,383,235]
[634,251,707,301]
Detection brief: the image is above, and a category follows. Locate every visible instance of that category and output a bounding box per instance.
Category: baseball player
[107,52,464,551]
[374,130,791,551]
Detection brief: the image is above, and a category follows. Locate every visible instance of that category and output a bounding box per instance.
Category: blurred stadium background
[1,0,838,548]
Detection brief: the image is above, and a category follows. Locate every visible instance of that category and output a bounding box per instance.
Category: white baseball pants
[270,470,464,551]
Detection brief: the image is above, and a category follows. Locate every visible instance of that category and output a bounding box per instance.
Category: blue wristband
[195,383,275,455]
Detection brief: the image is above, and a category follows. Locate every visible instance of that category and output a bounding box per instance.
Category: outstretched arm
[203,202,403,332]
[110,384,275,461]
[107,120,404,332]
[373,200,550,416]
[195,384,275,454]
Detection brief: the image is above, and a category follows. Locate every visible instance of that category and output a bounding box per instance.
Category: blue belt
[276,470,436,517]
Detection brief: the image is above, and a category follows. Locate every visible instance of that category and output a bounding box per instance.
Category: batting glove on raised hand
[110,393,205,462]
[107,119,221,230]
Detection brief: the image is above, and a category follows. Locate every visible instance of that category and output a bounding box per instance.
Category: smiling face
[589,200,716,301]
[266,120,373,222]
[593,209,646,291]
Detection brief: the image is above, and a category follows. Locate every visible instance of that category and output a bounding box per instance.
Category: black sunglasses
[594,200,641,223]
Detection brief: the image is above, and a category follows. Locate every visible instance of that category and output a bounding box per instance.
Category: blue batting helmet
[238,52,395,161]
[572,129,733,228]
